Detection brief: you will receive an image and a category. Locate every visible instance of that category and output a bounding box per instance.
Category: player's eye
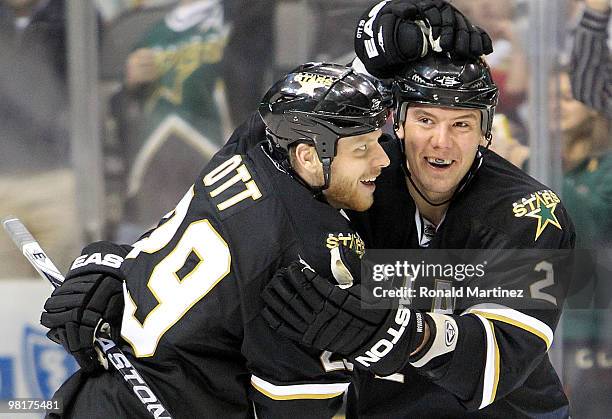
[454,121,471,128]
[356,144,368,151]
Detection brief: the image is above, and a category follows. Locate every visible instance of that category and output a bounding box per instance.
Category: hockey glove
[262,261,427,376]
[40,241,128,373]
[354,0,493,78]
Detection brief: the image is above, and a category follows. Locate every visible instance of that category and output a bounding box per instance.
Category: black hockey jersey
[347,139,576,418]
[50,114,359,418]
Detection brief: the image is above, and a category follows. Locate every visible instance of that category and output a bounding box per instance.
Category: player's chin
[349,190,375,212]
[420,172,460,191]
[421,184,456,203]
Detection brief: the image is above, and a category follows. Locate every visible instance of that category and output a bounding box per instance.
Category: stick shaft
[3,217,64,288]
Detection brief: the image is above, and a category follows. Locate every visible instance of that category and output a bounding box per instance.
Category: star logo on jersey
[525,195,562,241]
[147,36,226,111]
[293,72,337,96]
[512,190,563,241]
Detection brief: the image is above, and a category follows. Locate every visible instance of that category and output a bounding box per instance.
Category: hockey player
[41,63,390,418]
[262,52,576,417]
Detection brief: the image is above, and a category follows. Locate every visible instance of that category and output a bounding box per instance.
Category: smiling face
[322,129,390,211]
[398,104,484,204]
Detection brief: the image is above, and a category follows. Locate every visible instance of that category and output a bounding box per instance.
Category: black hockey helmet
[259,62,389,189]
[393,52,499,142]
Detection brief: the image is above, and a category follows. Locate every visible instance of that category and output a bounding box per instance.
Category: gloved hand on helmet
[355,0,493,78]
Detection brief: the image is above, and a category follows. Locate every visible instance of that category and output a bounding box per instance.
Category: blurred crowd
[0,0,610,417]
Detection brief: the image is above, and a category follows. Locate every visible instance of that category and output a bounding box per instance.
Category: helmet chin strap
[304,158,332,203]
[320,157,332,191]
[298,157,331,199]
[405,170,453,207]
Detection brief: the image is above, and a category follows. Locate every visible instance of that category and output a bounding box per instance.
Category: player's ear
[292,143,323,183]
[293,143,318,168]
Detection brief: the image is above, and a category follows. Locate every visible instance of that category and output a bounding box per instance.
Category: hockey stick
[2,217,172,419]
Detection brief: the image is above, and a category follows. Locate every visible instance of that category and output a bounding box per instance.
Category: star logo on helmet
[434,75,461,87]
[294,72,336,96]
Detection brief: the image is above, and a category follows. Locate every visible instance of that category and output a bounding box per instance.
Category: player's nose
[371,142,390,168]
[430,124,453,149]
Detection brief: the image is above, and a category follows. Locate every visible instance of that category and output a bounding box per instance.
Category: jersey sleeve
[411,198,576,411]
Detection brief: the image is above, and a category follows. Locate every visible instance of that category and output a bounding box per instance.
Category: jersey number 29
[121,189,231,357]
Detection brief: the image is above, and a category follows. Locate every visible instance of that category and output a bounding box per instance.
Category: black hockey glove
[355,0,493,78]
[40,241,128,373]
[261,261,427,376]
